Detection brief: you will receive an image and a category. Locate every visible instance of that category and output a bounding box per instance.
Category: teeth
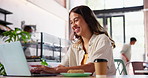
[74,27,80,33]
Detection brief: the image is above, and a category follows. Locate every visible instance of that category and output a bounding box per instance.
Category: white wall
[0,0,68,39]
[69,0,86,10]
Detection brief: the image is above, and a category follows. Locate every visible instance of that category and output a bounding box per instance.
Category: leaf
[41,59,48,66]
[0,63,6,75]
[2,27,31,42]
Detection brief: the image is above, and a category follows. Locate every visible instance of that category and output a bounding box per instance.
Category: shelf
[0,8,12,14]
[0,8,13,27]
[0,20,12,25]
[22,42,61,52]
[21,32,69,62]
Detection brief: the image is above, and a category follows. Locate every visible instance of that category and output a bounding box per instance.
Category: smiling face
[70,12,91,37]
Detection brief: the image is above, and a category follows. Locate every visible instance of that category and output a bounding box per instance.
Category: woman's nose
[71,23,77,29]
[72,22,77,26]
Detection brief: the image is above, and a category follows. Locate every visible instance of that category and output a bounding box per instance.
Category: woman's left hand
[30,65,59,74]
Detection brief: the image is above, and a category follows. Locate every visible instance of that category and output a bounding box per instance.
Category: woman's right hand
[30,65,60,74]
[30,65,45,74]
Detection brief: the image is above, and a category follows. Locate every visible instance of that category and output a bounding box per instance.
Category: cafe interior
[0,0,148,78]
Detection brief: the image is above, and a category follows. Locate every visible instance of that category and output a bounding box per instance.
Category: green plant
[41,59,48,66]
[0,63,6,75]
[2,28,31,43]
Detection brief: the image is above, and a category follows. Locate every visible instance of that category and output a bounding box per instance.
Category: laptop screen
[0,41,31,76]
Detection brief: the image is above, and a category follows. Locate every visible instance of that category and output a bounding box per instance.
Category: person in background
[30,5,116,75]
[23,26,33,34]
[22,26,33,57]
[121,37,137,63]
[120,37,137,74]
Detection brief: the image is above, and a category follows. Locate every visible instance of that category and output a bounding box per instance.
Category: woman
[31,5,116,75]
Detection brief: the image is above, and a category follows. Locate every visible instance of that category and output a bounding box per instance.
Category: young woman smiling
[31,5,116,75]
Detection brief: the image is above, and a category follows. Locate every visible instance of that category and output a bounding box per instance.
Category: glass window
[124,0,143,7]
[87,0,143,10]
[111,16,124,58]
[97,18,103,27]
[125,11,144,61]
[86,0,105,10]
[87,0,144,61]
[105,0,124,9]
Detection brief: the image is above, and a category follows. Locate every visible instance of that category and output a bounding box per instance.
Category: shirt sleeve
[61,46,71,67]
[120,44,128,54]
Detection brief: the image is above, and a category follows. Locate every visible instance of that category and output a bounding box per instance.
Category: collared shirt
[121,44,131,60]
[61,34,116,75]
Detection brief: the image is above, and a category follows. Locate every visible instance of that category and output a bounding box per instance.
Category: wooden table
[1,75,148,78]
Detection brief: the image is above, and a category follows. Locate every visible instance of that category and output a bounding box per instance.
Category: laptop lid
[0,41,59,77]
[0,41,31,76]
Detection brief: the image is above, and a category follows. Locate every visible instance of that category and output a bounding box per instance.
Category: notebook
[0,41,58,77]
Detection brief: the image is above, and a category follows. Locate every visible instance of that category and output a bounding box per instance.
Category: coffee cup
[94,59,108,77]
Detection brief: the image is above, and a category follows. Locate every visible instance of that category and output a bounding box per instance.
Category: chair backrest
[131,61,145,75]
[114,59,128,75]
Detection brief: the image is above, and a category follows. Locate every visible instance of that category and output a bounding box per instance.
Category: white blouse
[61,34,116,75]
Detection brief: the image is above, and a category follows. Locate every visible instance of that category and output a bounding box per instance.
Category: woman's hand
[30,65,59,74]
[55,64,65,68]
[126,58,129,62]
[30,65,44,74]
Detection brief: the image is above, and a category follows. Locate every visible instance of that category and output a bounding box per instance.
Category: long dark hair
[69,5,115,48]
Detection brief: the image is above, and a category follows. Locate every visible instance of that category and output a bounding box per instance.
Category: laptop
[0,41,58,77]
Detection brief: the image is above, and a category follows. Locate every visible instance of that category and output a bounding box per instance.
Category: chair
[131,61,146,75]
[114,59,128,75]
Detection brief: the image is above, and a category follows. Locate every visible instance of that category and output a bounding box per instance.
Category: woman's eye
[75,18,78,21]
[70,21,73,24]
[74,19,78,23]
